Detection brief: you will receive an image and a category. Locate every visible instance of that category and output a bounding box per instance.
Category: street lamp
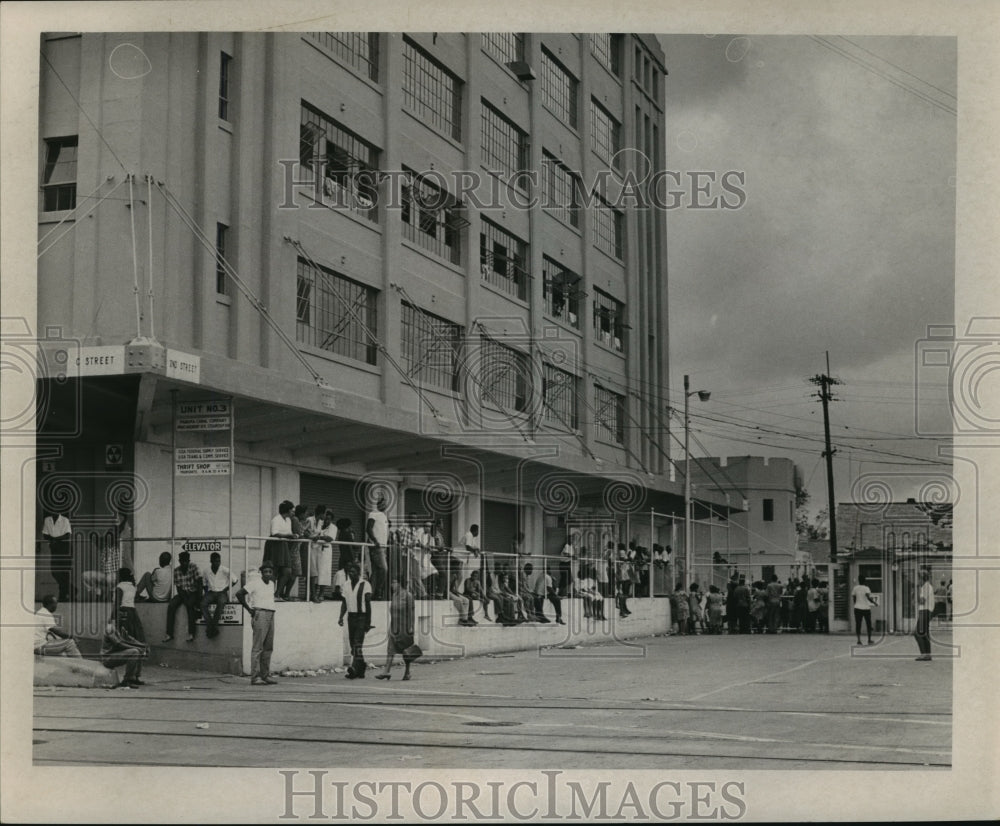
[684,374,711,588]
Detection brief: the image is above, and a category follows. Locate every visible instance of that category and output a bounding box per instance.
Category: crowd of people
[668,574,832,636]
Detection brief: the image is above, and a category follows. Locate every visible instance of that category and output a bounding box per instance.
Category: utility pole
[809,353,842,564]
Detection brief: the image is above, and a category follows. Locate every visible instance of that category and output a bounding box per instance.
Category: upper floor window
[593,288,626,353]
[403,37,462,141]
[219,52,232,121]
[215,223,230,296]
[542,257,581,329]
[401,169,465,265]
[308,32,380,82]
[481,100,528,180]
[593,198,624,259]
[295,257,378,365]
[763,498,775,522]
[300,102,380,222]
[590,34,622,76]
[477,336,530,413]
[594,384,625,444]
[41,136,78,212]
[482,33,525,65]
[542,151,580,229]
[634,45,660,100]
[590,99,622,169]
[541,48,578,129]
[480,218,528,301]
[401,302,463,392]
[543,363,579,429]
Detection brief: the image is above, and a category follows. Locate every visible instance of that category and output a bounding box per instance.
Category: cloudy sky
[657,34,957,521]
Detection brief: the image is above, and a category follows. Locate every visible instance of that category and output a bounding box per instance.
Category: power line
[839,36,956,101]
[809,36,956,117]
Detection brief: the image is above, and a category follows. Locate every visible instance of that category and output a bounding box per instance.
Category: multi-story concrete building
[688,455,802,583]
[35,31,730,606]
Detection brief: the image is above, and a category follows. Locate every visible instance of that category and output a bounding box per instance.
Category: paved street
[33,629,952,770]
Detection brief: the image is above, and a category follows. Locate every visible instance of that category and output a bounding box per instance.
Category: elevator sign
[176,401,232,431]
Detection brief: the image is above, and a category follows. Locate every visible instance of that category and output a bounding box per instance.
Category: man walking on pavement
[236,562,279,685]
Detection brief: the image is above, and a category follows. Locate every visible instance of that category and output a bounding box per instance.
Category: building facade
[36,32,729,597]
[688,455,802,584]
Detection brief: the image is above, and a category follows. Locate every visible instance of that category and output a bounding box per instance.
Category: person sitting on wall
[447,567,474,627]
[499,571,530,624]
[163,551,202,643]
[462,569,487,625]
[34,595,82,658]
[83,511,132,600]
[101,613,149,689]
[135,552,173,602]
[577,565,604,620]
[202,552,237,639]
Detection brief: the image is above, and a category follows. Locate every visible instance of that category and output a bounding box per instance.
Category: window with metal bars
[542,257,581,328]
[590,99,621,168]
[215,223,230,296]
[590,34,622,76]
[401,169,464,265]
[481,99,528,180]
[543,363,578,429]
[401,302,462,391]
[41,136,78,212]
[592,288,626,353]
[308,32,380,81]
[219,52,233,120]
[476,336,530,413]
[593,198,624,259]
[540,48,578,129]
[482,32,525,65]
[299,102,380,222]
[402,37,462,141]
[541,151,580,228]
[295,257,378,365]
[479,218,528,301]
[594,384,625,444]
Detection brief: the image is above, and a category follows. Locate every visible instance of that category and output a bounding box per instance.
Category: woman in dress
[377,577,415,681]
[264,500,295,600]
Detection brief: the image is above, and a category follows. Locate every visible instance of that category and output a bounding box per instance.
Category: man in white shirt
[339,563,373,678]
[365,497,390,600]
[914,568,935,661]
[34,595,82,657]
[851,574,876,646]
[42,512,73,601]
[202,552,237,639]
[235,562,279,685]
[453,524,481,603]
[136,552,173,602]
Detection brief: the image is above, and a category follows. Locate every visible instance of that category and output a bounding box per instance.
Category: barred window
[295,257,378,365]
[543,363,578,429]
[542,257,581,329]
[481,100,528,180]
[593,288,626,353]
[594,384,625,444]
[590,34,622,76]
[542,151,579,228]
[403,37,462,141]
[219,52,232,121]
[401,169,464,265]
[477,336,530,413]
[401,302,462,391]
[593,198,624,259]
[41,136,78,212]
[480,218,529,301]
[300,102,380,222]
[590,99,621,168]
[482,33,524,65]
[215,223,230,296]
[308,32,379,82]
[541,48,578,129]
